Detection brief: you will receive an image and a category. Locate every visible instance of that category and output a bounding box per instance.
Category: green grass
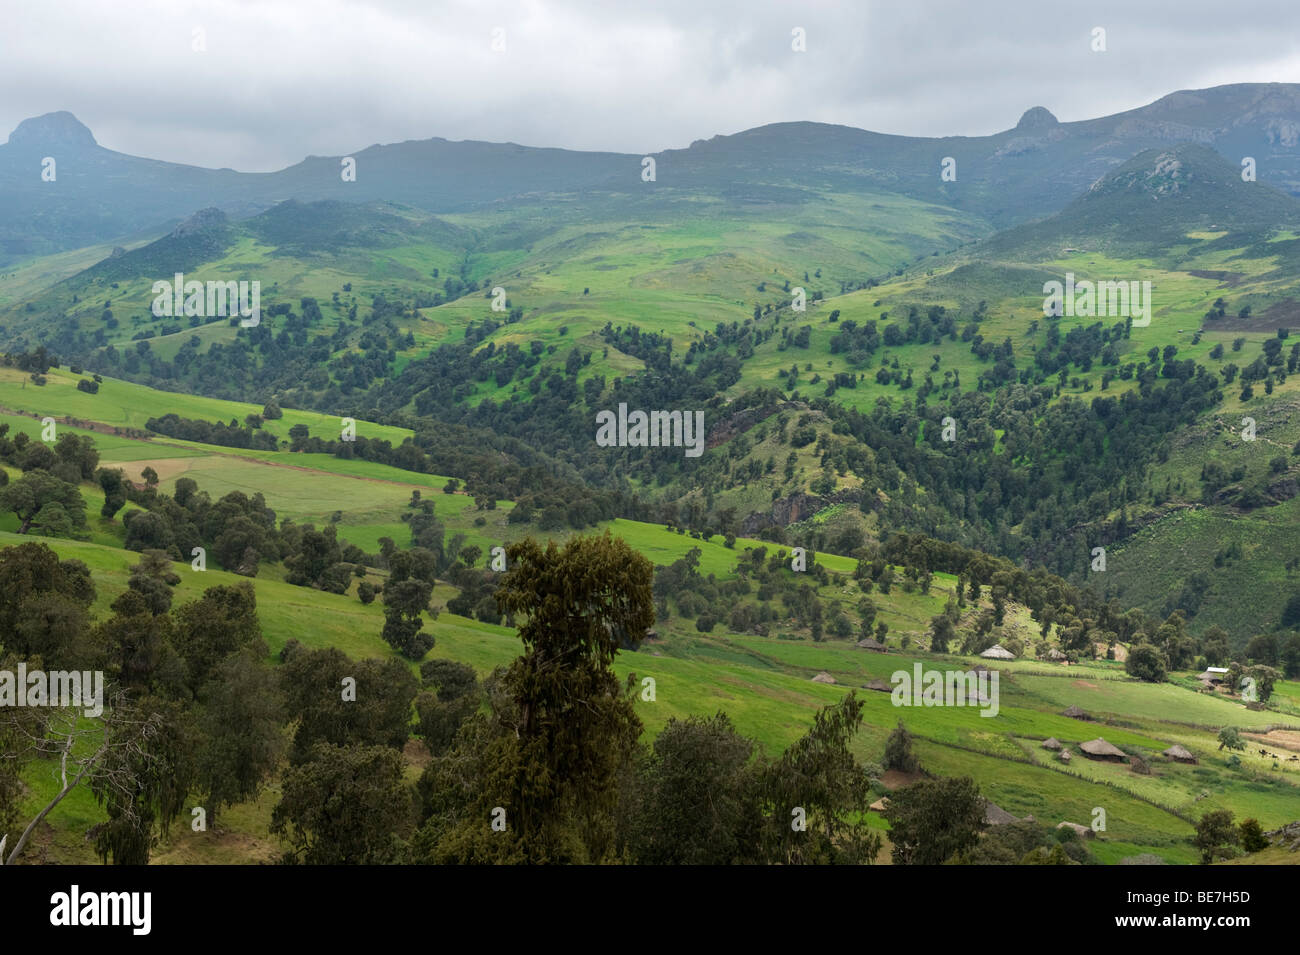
[0,366,413,445]
[1012,672,1286,729]
[915,739,1198,863]
[4,350,1300,863]
[10,492,1300,864]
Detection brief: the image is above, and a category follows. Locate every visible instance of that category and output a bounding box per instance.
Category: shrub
[1125,643,1166,682]
[1194,809,1239,864]
[1240,818,1269,853]
[882,721,919,773]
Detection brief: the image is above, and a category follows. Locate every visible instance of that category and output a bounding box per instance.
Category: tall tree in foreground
[420,532,654,864]
[1194,809,1239,864]
[2,689,168,866]
[380,578,434,660]
[885,775,986,865]
[757,691,881,864]
[616,712,761,864]
[172,582,263,689]
[415,660,480,757]
[89,697,195,865]
[271,743,411,865]
[0,542,98,669]
[196,650,286,825]
[95,467,128,519]
[278,647,417,763]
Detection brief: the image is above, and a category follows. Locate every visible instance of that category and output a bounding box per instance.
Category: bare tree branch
[1,686,163,866]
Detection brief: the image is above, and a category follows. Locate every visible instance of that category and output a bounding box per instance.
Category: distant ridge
[983,143,1300,257]
[4,83,1300,264]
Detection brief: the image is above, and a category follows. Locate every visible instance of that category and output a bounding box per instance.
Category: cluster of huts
[1039,705,1199,766]
[862,699,1203,844]
[871,791,1105,845]
[849,635,1083,665]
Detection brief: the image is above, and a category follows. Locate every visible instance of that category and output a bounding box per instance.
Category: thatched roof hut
[869,796,891,813]
[1199,667,1229,684]
[1041,737,1063,751]
[980,644,1016,660]
[1162,744,1197,764]
[1080,738,1128,761]
[1061,704,1090,720]
[811,671,836,684]
[864,679,892,693]
[1058,749,1072,763]
[855,637,887,652]
[1056,821,1095,840]
[1045,647,1067,661]
[984,802,1019,825]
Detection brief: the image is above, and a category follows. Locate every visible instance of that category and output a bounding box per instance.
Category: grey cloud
[3,0,1300,171]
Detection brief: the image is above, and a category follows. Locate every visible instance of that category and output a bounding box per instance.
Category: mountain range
[6,82,1300,266]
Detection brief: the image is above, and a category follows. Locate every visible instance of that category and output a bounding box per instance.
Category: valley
[4,83,1300,869]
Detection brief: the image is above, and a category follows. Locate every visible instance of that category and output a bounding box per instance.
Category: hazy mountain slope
[4,91,1300,651]
[6,83,1300,265]
[0,184,985,365]
[983,144,1300,259]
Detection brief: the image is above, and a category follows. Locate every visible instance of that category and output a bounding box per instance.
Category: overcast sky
[5,0,1300,172]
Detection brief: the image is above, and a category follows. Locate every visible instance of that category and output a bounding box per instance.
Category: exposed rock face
[1265,820,1300,851]
[1016,106,1059,130]
[1211,485,1241,506]
[1212,477,1298,509]
[738,488,861,535]
[1266,477,1299,504]
[741,493,825,534]
[704,402,783,449]
[7,111,97,149]
[171,207,228,237]
[993,108,1067,158]
[1264,118,1300,147]
[1089,149,1198,197]
[1111,119,1215,145]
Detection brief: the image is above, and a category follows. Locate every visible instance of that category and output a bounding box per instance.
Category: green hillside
[6,91,1300,867]
[2,384,1297,865]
